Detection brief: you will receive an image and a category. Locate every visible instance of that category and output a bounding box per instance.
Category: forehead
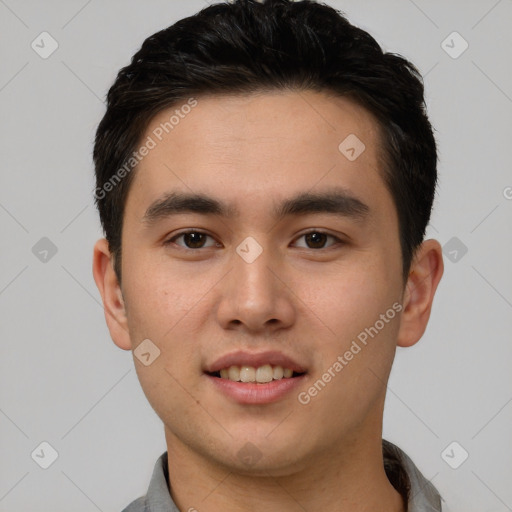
[126,90,391,222]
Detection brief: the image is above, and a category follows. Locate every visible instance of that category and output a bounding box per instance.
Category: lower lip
[206,374,306,404]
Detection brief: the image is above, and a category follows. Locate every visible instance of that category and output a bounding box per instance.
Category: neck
[164,428,406,512]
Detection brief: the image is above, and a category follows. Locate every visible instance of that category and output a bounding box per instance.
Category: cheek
[300,255,403,414]
[123,265,206,416]
[296,267,402,432]
[121,252,213,393]
[302,258,401,345]
[122,245,201,338]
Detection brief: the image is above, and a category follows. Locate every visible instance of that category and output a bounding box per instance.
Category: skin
[93,90,443,512]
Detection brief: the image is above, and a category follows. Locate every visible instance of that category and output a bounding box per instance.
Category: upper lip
[205,350,307,374]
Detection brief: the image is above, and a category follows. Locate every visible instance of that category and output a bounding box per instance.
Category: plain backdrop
[1,1,511,511]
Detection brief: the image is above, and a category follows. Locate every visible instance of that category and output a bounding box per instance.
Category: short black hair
[93,0,437,285]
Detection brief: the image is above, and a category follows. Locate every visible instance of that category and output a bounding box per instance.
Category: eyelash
[163,229,344,251]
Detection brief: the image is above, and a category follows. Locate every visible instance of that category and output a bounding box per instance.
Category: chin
[221,447,309,477]
[209,429,313,476]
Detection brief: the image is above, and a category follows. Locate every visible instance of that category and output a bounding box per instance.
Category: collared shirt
[122,440,444,511]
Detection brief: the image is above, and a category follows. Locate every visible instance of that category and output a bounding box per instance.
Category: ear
[92,238,131,350]
[397,239,444,348]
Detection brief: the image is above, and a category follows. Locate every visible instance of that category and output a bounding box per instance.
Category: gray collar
[383,439,443,511]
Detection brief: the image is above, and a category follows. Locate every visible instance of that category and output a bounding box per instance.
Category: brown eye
[305,232,328,249]
[164,231,219,249]
[182,232,207,248]
[294,231,341,249]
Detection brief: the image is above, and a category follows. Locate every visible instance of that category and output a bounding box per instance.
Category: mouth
[204,350,308,404]
[207,364,305,384]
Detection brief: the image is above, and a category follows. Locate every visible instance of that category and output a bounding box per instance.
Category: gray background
[1,0,511,510]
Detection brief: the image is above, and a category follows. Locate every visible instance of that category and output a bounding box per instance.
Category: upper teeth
[219,365,294,383]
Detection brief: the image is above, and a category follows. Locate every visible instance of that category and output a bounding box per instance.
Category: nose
[215,241,296,334]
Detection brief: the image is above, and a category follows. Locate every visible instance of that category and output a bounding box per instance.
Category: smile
[204,350,308,404]
[210,364,303,383]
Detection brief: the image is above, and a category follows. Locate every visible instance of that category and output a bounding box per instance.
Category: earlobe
[397,239,444,348]
[92,238,132,351]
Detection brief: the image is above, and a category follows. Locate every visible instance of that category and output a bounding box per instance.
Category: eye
[164,229,343,251]
[292,230,342,249]
[164,230,221,250]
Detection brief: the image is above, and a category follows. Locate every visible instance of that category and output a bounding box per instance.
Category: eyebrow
[142,188,370,226]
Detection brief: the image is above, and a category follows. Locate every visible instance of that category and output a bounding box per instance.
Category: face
[99,91,410,474]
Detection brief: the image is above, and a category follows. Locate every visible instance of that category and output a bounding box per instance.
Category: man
[92,0,444,510]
